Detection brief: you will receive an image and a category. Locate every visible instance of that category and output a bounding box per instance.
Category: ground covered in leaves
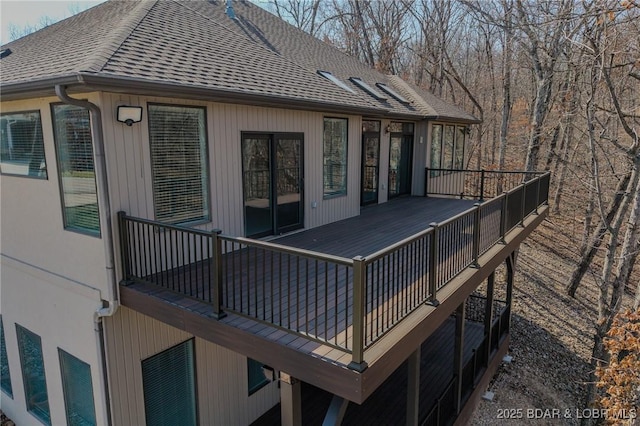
[470,213,608,425]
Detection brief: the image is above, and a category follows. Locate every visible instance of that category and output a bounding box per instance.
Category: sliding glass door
[242,133,303,237]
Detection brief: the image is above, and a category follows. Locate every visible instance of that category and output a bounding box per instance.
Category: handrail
[119,213,212,238]
[220,235,354,266]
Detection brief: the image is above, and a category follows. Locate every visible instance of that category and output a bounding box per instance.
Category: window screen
[323,117,348,198]
[52,104,100,236]
[142,340,197,426]
[247,358,269,395]
[430,124,442,176]
[0,111,47,178]
[148,104,209,224]
[59,349,96,426]
[455,126,466,169]
[16,324,50,425]
[0,317,12,397]
[443,125,455,169]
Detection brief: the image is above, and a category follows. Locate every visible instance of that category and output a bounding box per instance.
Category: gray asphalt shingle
[1,0,478,122]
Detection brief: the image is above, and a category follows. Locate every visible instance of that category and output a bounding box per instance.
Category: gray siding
[101,93,362,240]
[104,307,279,426]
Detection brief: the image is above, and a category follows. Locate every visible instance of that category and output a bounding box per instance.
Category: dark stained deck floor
[251,318,485,426]
[125,197,477,358]
[274,197,476,257]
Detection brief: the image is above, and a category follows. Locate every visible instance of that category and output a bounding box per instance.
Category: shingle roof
[0,0,478,122]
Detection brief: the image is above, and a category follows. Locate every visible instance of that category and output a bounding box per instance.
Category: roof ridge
[78,0,157,73]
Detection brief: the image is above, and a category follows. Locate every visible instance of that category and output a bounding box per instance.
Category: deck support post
[348,256,368,372]
[428,223,440,306]
[472,203,481,268]
[484,272,495,362]
[535,177,541,214]
[280,372,302,426]
[499,193,507,243]
[118,211,131,284]
[454,300,466,415]
[406,347,421,426]
[322,395,349,426]
[210,230,226,319]
[424,168,430,197]
[505,252,516,332]
[519,184,526,227]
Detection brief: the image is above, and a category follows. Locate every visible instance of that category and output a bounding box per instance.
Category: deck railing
[119,170,549,370]
[425,168,547,200]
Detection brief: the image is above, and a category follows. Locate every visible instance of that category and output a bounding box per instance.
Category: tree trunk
[524,73,553,172]
[566,171,632,297]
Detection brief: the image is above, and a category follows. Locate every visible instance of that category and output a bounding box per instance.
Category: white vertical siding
[101,93,362,243]
[104,307,279,426]
[0,96,109,294]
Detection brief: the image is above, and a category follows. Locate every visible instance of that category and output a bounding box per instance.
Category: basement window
[350,77,387,101]
[317,71,355,94]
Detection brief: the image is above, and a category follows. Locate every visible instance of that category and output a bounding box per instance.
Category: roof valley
[78,0,158,74]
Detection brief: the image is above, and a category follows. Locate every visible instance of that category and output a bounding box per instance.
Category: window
[430,124,442,176]
[59,349,96,426]
[142,340,196,426]
[455,126,466,169]
[148,104,210,224]
[1,317,12,397]
[442,125,455,169]
[323,117,348,198]
[430,123,466,176]
[247,358,269,395]
[52,104,101,236]
[16,325,50,425]
[0,110,47,178]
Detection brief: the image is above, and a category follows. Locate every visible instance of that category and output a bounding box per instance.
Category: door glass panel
[243,136,272,237]
[399,135,413,194]
[443,125,455,169]
[362,134,379,205]
[276,136,302,232]
[389,135,413,197]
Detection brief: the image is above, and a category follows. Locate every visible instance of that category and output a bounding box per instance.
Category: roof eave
[425,114,482,125]
[2,72,394,117]
[0,75,84,101]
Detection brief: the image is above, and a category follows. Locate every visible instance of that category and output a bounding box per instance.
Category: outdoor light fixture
[385,124,391,134]
[117,106,143,126]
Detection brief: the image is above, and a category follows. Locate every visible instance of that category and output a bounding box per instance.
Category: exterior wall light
[117,106,143,126]
[385,124,391,134]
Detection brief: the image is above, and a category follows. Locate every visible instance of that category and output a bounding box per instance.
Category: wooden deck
[120,195,548,403]
[273,197,475,257]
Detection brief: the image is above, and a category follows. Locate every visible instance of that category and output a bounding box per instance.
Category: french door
[242,133,304,238]
[361,120,381,206]
[389,133,413,198]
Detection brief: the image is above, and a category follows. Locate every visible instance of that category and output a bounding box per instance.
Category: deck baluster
[472,203,481,268]
[211,229,226,319]
[428,223,440,306]
[349,256,368,372]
